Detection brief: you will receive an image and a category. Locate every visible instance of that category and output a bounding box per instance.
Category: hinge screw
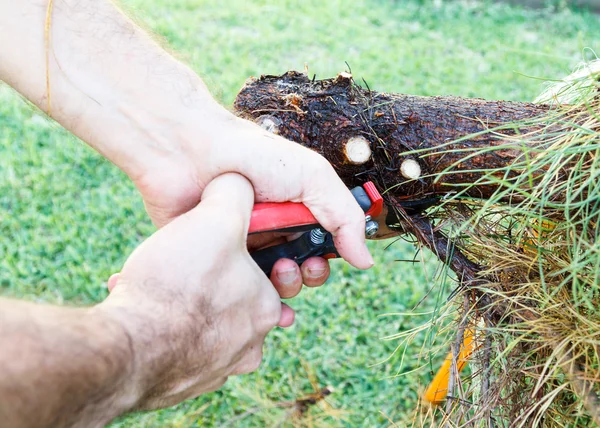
[310,228,327,245]
[364,215,379,237]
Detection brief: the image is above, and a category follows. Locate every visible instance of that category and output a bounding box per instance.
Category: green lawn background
[1,1,599,426]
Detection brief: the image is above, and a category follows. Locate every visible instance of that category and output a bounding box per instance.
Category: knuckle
[247,353,264,373]
[256,305,280,332]
[263,290,283,326]
[349,204,366,226]
[313,153,334,173]
[301,146,331,172]
[213,376,228,391]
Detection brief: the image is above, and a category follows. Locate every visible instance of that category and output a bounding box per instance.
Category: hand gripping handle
[251,229,337,277]
[248,182,383,234]
[249,182,383,276]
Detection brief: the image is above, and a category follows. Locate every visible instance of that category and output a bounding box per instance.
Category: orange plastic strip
[422,329,476,405]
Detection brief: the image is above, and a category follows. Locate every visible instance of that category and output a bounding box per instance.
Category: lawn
[1,0,599,426]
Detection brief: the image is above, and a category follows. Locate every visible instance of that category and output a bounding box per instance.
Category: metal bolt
[365,219,379,237]
[310,228,327,245]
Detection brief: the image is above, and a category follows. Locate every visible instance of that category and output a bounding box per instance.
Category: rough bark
[234,71,554,292]
[234,71,600,426]
[234,71,550,203]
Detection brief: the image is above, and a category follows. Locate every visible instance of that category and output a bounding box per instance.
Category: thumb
[140,172,255,250]
[192,173,255,238]
[200,173,255,216]
[126,173,255,277]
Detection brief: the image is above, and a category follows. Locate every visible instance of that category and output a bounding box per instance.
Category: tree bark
[234,71,550,203]
[234,71,554,288]
[234,71,600,426]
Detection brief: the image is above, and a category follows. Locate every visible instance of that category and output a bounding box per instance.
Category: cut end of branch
[343,136,371,165]
[400,158,421,180]
[334,71,353,86]
[255,115,281,134]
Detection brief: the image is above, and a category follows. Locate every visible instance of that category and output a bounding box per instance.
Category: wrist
[66,65,231,182]
[94,289,206,409]
[87,302,144,413]
[98,75,239,191]
[0,299,141,427]
[1,0,231,184]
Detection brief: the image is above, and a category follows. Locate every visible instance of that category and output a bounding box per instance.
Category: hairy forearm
[0,0,227,180]
[0,299,137,428]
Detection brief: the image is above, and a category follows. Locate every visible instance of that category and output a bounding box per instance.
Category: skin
[0,0,376,426]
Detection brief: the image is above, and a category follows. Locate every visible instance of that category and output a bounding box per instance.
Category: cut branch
[234,71,532,287]
[343,136,372,165]
[234,70,600,426]
[234,71,550,202]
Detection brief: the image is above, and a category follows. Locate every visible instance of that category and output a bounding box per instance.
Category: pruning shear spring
[249,182,383,276]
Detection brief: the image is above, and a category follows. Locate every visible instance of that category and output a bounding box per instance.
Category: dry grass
[406,59,600,427]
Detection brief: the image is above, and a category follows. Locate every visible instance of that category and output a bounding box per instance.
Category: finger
[232,343,265,375]
[300,257,330,287]
[215,129,373,269]
[124,173,258,281]
[284,232,305,242]
[107,273,120,292]
[300,159,374,270]
[269,258,302,299]
[198,173,255,234]
[278,302,295,328]
[183,173,254,247]
[141,375,229,410]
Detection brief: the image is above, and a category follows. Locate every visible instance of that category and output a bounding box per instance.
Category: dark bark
[234,71,549,203]
[234,71,552,290]
[234,71,600,425]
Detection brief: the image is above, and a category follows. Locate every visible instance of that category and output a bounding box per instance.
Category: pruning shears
[249,182,384,276]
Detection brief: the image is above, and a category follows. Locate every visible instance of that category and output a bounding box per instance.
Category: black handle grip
[250,185,368,277]
[251,230,337,277]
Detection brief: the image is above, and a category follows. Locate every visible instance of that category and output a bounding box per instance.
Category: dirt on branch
[234,71,550,202]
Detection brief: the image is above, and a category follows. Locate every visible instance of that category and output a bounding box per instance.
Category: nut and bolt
[364,215,379,237]
[310,228,327,245]
[311,217,378,243]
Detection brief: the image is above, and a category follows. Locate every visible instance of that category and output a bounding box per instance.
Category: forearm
[0,298,137,428]
[0,0,228,180]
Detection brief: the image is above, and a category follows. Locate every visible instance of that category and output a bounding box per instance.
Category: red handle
[249,202,318,234]
[248,181,383,235]
[364,181,384,218]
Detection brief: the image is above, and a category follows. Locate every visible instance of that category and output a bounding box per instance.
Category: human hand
[107,210,334,325]
[1,0,372,274]
[0,0,372,277]
[98,173,285,409]
[107,234,331,328]
[132,109,374,272]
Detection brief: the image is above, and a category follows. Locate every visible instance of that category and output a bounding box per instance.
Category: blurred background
[1,0,598,426]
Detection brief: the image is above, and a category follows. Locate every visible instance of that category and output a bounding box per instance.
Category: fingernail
[276,268,298,285]
[307,267,326,278]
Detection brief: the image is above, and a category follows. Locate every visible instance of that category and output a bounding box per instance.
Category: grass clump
[414,59,600,427]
